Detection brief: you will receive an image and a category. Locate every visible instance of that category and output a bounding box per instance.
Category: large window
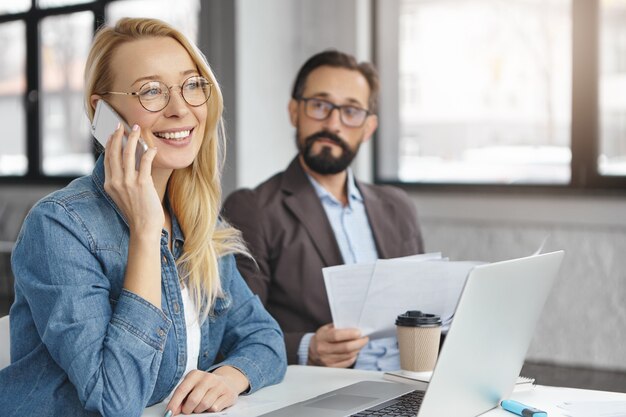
[600,0,626,176]
[0,0,199,182]
[0,21,26,176]
[376,0,626,189]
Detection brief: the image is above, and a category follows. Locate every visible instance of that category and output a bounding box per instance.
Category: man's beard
[297,130,359,175]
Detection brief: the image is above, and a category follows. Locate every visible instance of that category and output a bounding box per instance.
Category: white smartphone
[91,99,148,170]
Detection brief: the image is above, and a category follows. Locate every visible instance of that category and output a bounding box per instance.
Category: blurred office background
[0,0,625,389]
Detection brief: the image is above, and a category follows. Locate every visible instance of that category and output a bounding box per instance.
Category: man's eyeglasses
[297,97,371,127]
[101,76,212,112]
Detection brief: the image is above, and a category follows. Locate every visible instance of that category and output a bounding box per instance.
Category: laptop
[259,251,564,417]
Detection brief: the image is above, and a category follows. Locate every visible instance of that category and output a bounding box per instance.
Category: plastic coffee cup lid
[395,310,442,327]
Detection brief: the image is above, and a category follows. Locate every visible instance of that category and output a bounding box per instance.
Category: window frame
[0,0,109,185]
[373,0,626,193]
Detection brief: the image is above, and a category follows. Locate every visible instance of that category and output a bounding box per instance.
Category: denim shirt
[0,156,287,417]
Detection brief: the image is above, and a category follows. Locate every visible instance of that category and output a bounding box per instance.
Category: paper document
[322,253,444,329]
[558,400,626,417]
[323,253,482,338]
[323,262,375,329]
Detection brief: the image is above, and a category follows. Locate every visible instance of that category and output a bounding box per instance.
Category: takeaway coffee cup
[396,310,442,372]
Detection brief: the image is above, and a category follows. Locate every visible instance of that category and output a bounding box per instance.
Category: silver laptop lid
[417,251,564,417]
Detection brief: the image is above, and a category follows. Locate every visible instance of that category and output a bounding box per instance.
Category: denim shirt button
[162,255,168,264]
[173,302,180,314]
[203,351,208,358]
[157,328,166,338]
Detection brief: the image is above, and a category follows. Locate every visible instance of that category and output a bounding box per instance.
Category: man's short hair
[291,50,380,114]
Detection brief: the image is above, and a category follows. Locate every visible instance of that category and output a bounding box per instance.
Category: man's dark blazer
[222,157,424,364]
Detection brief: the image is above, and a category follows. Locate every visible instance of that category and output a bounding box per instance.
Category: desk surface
[143,365,626,417]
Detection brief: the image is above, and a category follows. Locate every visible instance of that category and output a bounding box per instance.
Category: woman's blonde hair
[84,17,247,320]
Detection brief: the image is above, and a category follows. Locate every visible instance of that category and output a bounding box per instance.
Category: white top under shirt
[164,286,201,402]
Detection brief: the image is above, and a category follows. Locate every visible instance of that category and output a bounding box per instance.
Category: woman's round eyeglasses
[101,76,212,112]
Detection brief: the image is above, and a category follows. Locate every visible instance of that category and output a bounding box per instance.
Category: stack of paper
[322,253,482,339]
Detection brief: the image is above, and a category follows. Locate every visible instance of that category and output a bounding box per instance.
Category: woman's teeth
[155,130,191,140]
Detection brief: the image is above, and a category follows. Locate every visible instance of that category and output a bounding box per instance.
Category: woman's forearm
[124,230,162,308]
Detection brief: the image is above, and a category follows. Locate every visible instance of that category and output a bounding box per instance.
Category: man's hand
[308,323,369,368]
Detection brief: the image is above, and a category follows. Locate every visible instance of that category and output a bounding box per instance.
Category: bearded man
[222,50,424,370]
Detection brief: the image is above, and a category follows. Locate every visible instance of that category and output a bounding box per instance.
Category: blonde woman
[0,18,286,417]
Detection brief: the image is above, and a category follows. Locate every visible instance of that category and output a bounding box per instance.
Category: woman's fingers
[188,385,221,414]
[100,121,163,232]
[123,124,141,175]
[193,388,232,413]
[165,370,239,416]
[138,145,158,179]
[166,371,200,415]
[208,392,233,413]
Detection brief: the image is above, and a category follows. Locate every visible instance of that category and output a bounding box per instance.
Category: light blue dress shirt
[297,170,400,371]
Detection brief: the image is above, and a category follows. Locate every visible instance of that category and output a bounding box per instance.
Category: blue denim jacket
[0,156,287,417]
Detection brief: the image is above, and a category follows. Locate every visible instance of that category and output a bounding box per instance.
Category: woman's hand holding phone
[103,123,162,237]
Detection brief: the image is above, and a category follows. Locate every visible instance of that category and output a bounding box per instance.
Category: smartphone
[91,99,148,170]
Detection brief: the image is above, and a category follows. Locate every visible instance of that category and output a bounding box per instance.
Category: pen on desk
[501,399,547,417]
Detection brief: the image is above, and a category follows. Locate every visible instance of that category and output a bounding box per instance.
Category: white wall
[233,0,626,371]
[235,0,373,189]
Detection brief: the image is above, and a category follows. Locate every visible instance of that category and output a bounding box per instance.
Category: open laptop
[259,251,564,417]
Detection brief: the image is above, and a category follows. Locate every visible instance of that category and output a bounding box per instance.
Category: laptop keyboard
[350,390,425,417]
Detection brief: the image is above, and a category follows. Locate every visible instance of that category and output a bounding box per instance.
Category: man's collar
[305,167,363,205]
[345,169,363,202]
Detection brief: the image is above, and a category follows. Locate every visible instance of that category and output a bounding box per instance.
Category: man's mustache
[305,131,347,149]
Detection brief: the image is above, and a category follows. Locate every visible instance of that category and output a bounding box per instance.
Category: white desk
[142,365,626,416]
